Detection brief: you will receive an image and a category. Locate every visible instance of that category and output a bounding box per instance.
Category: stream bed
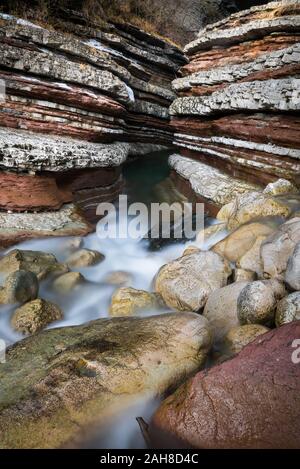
[0,151,220,449]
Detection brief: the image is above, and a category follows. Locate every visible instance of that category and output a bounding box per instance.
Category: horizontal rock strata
[0,12,185,232]
[169,154,260,215]
[170,1,300,188]
[0,204,92,248]
[0,13,185,147]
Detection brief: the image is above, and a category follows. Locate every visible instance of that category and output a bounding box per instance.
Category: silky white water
[0,151,227,448]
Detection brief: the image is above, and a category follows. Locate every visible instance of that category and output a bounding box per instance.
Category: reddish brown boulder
[152,321,300,449]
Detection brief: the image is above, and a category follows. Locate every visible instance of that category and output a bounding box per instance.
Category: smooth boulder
[53,272,85,294]
[203,282,249,344]
[0,313,212,448]
[261,218,300,280]
[11,299,63,335]
[155,251,231,312]
[263,179,298,196]
[152,322,300,449]
[104,271,133,287]
[0,250,68,280]
[213,221,275,264]
[285,242,300,291]
[66,249,105,268]
[234,269,256,282]
[276,292,300,327]
[109,288,165,317]
[0,270,38,305]
[224,324,269,355]
[217,192,291,230]
[237,280,286,326]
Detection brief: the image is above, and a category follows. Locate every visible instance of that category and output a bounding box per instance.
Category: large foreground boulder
[152,322,300,449]
[155,251,231,312]
[0,313,211,448]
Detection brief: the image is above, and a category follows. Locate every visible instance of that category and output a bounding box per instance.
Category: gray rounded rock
[0,270,39,305]
[155,251,232,312]
[53,272,85,294]
[203,281,249,343]
[285,242,300,291]
[237,281,280,326]
[276,292,300,327]
[66,249,105,268]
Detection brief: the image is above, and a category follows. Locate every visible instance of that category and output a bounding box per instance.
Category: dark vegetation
[0,1,273,45]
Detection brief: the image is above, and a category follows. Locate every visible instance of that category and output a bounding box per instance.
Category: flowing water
[1,151,299,448]
[0,151,222,448]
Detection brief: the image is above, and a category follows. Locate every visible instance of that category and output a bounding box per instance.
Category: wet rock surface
[110,288,165,317]
[152,322,300,449]
[0,270,39,305]
[66,249,105,269]
[155,251,232,312]
[203,281,249,343]
[169,154,259,211]
[261,217,300,280]
[276,292,300,327]
[217,191,292,230]
[11,299,63,335]
[224,324,270,355]
[52,272,86,294]
[285,242,300,290]
[0,0,299,452]
[0,312,212,448]
[0,250,68,280]
[0,205,93,248]
[237,280,286,326]
[213,221,276,264]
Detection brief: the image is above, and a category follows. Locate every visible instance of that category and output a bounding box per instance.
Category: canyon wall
[0,10,185,244]
[169,0,300,212]
[151,1,273,44]
[0,1,272,46]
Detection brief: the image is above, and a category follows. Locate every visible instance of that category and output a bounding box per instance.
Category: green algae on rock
[0,312,212,448]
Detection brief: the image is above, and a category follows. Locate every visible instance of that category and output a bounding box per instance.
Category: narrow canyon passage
[0,0,299,452]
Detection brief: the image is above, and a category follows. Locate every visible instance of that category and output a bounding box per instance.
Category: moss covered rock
[0,312,211,448]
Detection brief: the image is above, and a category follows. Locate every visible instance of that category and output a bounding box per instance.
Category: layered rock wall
[170,1,300,208]
[0,12,185,222]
